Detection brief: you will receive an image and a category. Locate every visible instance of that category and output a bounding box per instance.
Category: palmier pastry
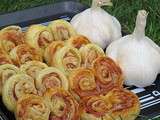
[93,57,123,94]
[16,94,50,120]
[2,74,37,112]
[69,68,98,99]
[9,44,42,66]
[0,26,24,53]
[79,43,105,68]
[35,67,68,94]
[0,48,13,65]
[48,19,77,41]
[54,46,81,76]
[25,24,54,55]
[44,88,79,120]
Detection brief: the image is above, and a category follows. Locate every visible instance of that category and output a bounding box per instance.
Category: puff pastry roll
[69,68,98,99]
[93,57,123,94]
[102,87,140,120]
[9,44,42,66]
[48,19,77,41]
[79,43,105,68]
[0,64,19,95]
[44,88,79,120]
[0,26,24,53]
[20,61,48,79]
[0,48,13,65]
[67,35,90,49]
[25,24,54,55]
[80,88,140,120]
[35,67,68,94]
[2,74,37,112]
[16,94,50,120]
[54,46,81,76]
[44,41,64,66]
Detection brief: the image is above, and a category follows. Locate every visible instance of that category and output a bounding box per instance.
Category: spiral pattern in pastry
[2,74,37,112]
[54,46,81,76]
[0,64,19,95]
[79,43,105,68]
[35,67,68,94]
[0,26,24,53]
[25,24,54,55]
[69,68,98,99]
[93,57,123,94]
[16,94,50,120]
[44,88,79,120]
[44,41,64,66]
[20,61,48,79]
[0,48,13,65]
[67,35,90,49]
[9,44,42,66]
[48,19,77,41]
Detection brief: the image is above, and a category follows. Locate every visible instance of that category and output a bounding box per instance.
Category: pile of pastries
[0,19,140,120]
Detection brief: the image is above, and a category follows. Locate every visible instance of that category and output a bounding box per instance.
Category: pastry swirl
[79,43,105,68]
[48,19,77,41]
[69,68,98,99]
[35,67,68,94]
[16,94,50,120]
[0,64,19,95]
[20,61,48,79]
[44,88,79,120]
[2,74,37,112]
[67,35,90,49]
[93,57,123,94]
[25,24,54,55]
[44,41,64,66]
[80,87,140,120]
[9,44,42,66]
[0,26,24,53]
[54,46,81,76]
[102,87,140,120]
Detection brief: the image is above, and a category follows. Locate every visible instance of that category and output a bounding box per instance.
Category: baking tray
[0,1,160,120]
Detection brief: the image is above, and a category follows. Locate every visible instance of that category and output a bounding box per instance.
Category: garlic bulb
[106,10,160,87]
[71,0,122,49]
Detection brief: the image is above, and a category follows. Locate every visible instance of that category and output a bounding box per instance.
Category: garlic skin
[106,10,160,87]
[71,0,122,49]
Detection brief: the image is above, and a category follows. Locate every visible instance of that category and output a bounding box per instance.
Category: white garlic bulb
[106,10,160,87]
[71,0,122,49]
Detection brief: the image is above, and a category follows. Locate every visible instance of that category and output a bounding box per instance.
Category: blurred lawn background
[0,0,160,119]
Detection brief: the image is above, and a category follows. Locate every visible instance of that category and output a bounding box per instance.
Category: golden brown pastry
[80,87,140,120]
[35,67,68,95]
[48,19,77,41]
[54,46,81,76]
[66,35,90,49]
[102,87,140,120]
[0,26,24,53]
[9,44,42,66]
[44,88,79,120]
[25,24,54,55]
[69,68,99,99]
[93,57,124,94]
[20,60,48,79]
[2,74,37,112]
[44,41,64,66]
[16,94,50,120]
[0,64,19,95]
[79,43,105,68]
[0,48,13,65]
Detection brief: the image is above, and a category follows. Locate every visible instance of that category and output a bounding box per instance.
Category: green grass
[0,1,160,119]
